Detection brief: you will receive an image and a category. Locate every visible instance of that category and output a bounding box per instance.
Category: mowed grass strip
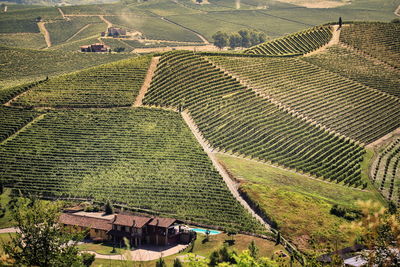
[12,56,152,108]
[216,153,383,253]
[0,108,262,232]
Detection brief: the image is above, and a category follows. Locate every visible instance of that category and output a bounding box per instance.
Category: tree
[338,17,342,28]
[238,30,251,48]
[275,232,281,245]
[212,31,229,49]
[343,200,400,266]
[156,257,166,267]
[229,33,242,49]
[2,197,85,267]
[104,199,113,215]
[248,240,259,259]
[173,257,183,267]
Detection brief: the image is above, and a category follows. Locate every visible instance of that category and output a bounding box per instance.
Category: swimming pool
[190,228,221,235]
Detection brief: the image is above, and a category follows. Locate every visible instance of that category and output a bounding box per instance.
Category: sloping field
[144,51,365,187]
[209,56,400,144]
[244,26,332,55]
[0,108,262,232]
[12,56,151,108]
[46,17,105,46]
[0,46,130,87]
[340,22,400,69]
[302,45,400,98]
[371,137,400,205]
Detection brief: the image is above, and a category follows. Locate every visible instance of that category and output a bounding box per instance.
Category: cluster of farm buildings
[60,207,194,247]
[80,27,128,52]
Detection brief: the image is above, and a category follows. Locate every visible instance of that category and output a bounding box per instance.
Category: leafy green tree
[2,197,85,267]
[173,257,183,267]
[248,240,259,259]
[104,199,113,215]
[212,31,229,49]
[156,257,166,267]
[229,33,242,49]
[238,30,251,48]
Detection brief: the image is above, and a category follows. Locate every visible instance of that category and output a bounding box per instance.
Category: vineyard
[244,26,332,56]
[208,55,400,144]
[371,137,400,205]
[46,17,105,46]
[144,51,365,187]
[302,45,400,98]
[0,108,262,232]
[12,56,151,108]
[340,22,400,69]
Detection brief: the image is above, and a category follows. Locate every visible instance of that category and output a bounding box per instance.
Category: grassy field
[216,153,383,253]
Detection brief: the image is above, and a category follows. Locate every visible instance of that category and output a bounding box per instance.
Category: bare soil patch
[277,0,349,8]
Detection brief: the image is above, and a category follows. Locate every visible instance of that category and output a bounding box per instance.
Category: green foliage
[80,252,95,267]
[245,26,332,55]
[2,197,85,267]
[144,51,365,185]
[209,55,400,145]
[0,108,262,232]
[340,22,400,68]
[173,257,183,267]
[248,240,259,259]
[329,204,362,221]
[212,31,229,49]
[104,200,113,215]
[0,33,47,49]
[12,56,151,108]
[156,257,166,267]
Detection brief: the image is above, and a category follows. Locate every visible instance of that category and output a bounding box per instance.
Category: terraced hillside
[244,26,332,56]
[144,51,365,187]
[340,22,400,69]
[11,56,151,108]
[209,56,400,144]
[302,45,400,98]
[0,108,262,232]
[371,137,400,205]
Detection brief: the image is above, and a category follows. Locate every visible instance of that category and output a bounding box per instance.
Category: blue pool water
[190,228,221,235]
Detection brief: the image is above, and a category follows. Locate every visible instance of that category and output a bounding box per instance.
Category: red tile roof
[148,217,176,228]
[59,213,112,231]
[112,214,152,228]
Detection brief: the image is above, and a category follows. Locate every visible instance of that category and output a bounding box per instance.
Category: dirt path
[304,24,340,56]
[65,24,92,42]
[395,4,400,16]
[133,57,160,107]
[0,227,18,234]
[181,111,271,230]
[58,7,68,20]
[366,127,400,149]
[133,44,218,53]
[37,22,51,48]
[99,15,112,30]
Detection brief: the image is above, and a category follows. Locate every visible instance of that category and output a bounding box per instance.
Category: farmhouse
[59,211,193,247]
[80,43,110,52]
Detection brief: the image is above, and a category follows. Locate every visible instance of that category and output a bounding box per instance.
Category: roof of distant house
[148,217,176,228]
[111,214,152,228]
[59,213,112,231]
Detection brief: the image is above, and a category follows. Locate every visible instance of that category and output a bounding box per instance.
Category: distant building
[107,27,127,37]
[80,43,110,52]
[59,211,195,247]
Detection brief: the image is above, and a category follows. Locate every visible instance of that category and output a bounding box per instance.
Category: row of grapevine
[143,51,366,187]
[244,26,332,56]
[0,108,263,232]
[302,45,400,98]
[12,56,152,108]
[371,137,400,205]
[340,22,400,69]
[209,55,400,144]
